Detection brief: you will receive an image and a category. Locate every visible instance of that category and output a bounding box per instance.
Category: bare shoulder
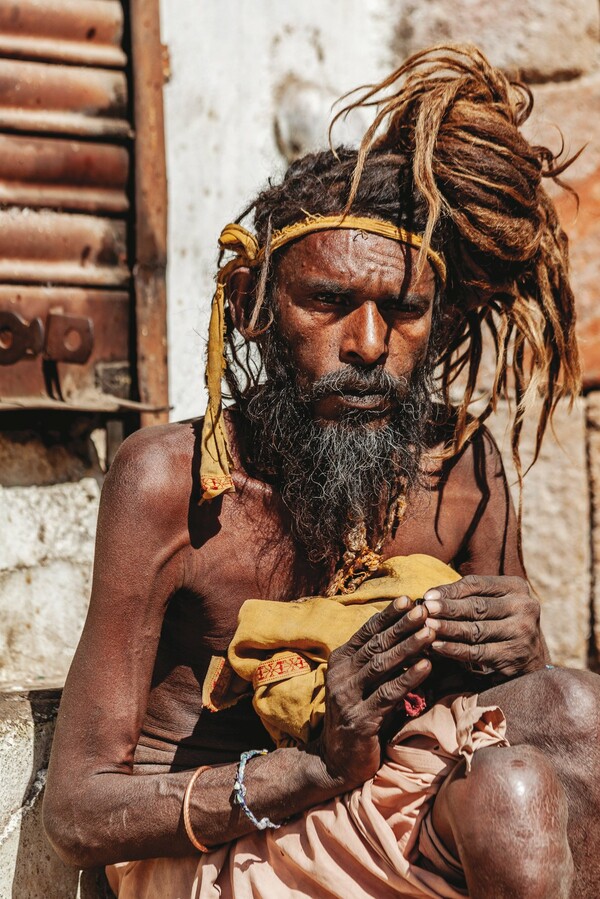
[103,420,199,518]
[433,421,522,576]
[434,421,509,500]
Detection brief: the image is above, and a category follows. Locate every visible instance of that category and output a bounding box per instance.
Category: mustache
[297,368,410,402]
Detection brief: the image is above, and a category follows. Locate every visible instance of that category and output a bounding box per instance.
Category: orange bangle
[183,765,212,853]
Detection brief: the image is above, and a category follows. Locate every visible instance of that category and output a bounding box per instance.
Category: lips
[338,391,389,410]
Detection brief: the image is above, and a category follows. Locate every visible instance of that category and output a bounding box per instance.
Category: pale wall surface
[161,0,396,423]
[0,432,102,687]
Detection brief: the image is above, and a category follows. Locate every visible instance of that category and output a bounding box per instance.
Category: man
[44,45,600,897]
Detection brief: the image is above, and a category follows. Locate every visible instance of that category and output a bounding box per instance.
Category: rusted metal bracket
[44,311,93,364]
[0,309,93,365]
[0,310,44,365]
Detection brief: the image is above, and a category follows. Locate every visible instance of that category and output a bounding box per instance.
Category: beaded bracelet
[233,749,282,831]
[183,765,212,852]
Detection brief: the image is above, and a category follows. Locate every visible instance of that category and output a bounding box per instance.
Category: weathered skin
[44,232,600,897]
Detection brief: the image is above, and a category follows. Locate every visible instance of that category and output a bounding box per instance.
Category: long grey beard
[244,363,434,571]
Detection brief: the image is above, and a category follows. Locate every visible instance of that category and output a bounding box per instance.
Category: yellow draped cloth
[203,554,461,747]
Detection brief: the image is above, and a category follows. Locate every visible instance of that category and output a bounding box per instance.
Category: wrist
[304,740,353,796]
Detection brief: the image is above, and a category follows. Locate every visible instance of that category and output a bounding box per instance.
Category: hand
[422,575,545,678]
[319,598,434,790]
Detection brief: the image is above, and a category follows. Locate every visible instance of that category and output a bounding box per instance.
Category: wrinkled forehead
[274,229,437,294]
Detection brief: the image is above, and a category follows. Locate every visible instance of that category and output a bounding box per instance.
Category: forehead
[275,229,436,292]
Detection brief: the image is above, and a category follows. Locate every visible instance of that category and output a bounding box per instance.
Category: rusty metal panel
[130,0,169,426]
[0,287,130,401]
[0,2,169,416]
[0,209,128,286]
[0,134,129,212]
[0,0,126,68]
[0,57,130,137]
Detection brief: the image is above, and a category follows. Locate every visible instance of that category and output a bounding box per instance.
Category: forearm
[45,744,343,868]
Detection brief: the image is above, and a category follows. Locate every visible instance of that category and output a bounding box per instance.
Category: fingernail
[432,641,445,650]
[425,618,441,630]
[416,659,430,671]
[424,600,442,615]
[408,605,424,621]
[416,627,431,640]
[395,596,410,610]
[424,589,441,601]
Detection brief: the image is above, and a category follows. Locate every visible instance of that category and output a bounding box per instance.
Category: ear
[227,267,256,335]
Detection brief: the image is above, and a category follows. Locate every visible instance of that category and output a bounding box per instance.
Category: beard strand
[242,329,435,570]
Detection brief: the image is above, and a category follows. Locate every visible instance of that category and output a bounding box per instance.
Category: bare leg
[433,744,573,898]
[433,667,600,898]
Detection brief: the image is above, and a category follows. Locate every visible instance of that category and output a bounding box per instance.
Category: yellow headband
[199,214,446,503]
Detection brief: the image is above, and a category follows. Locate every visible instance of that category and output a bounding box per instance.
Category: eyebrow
[300,277,433,304]
[301,278,350,294]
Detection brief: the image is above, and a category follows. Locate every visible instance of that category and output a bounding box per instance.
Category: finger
[359,626,436,691]
[422,595,513,622]
[425,617,527,644]
[336,597,414,656]
[353,603,428,665]
[423,574,528,605]
[363,658,431,719]
[430,638,512,666]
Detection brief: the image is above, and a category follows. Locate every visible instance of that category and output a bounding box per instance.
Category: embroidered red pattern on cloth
[253,653,312,688]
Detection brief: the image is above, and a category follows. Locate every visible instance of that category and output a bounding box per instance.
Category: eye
[314,292,349,307]
[383,298,428,316]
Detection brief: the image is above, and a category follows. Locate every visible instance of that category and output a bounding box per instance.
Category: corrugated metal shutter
[0,0,158,413]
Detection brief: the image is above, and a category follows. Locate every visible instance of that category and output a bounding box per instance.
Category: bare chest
[137,479,467,767]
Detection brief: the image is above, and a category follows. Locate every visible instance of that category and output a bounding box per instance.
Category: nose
[339,301,389,367]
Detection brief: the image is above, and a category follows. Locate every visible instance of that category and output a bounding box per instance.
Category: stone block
[525,75,600,187]
[523,75,600,388]
[0,562,93,686]
[0,479,99,573]
[389,0,599,82]
[486,398,590,667]
[0,689,108,898]
[0,479,99,685]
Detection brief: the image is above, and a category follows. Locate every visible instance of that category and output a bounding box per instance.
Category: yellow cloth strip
[263,214,447,283]
[199,215,446,503]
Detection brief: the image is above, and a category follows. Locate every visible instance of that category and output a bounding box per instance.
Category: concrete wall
[0,688,111,898]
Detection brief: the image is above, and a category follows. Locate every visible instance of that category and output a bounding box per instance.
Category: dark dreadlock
[222,43,581,546]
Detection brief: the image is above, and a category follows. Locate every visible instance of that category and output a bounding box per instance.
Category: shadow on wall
[1,689,111,899]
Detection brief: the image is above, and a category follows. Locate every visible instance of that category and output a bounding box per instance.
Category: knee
[464,744,565,821]
[439,745,573,897]
[442,745,569,853]
[440,746,573,884]
[540,668,600,746]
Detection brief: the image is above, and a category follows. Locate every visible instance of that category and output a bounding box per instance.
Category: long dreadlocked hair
[223,43,581,507]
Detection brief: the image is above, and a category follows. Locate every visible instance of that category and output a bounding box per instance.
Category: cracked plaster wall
[0,433,101,687]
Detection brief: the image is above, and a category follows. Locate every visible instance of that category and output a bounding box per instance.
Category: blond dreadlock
[335,43,581,488]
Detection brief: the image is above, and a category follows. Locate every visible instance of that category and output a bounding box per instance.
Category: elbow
[43,790,105,869]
